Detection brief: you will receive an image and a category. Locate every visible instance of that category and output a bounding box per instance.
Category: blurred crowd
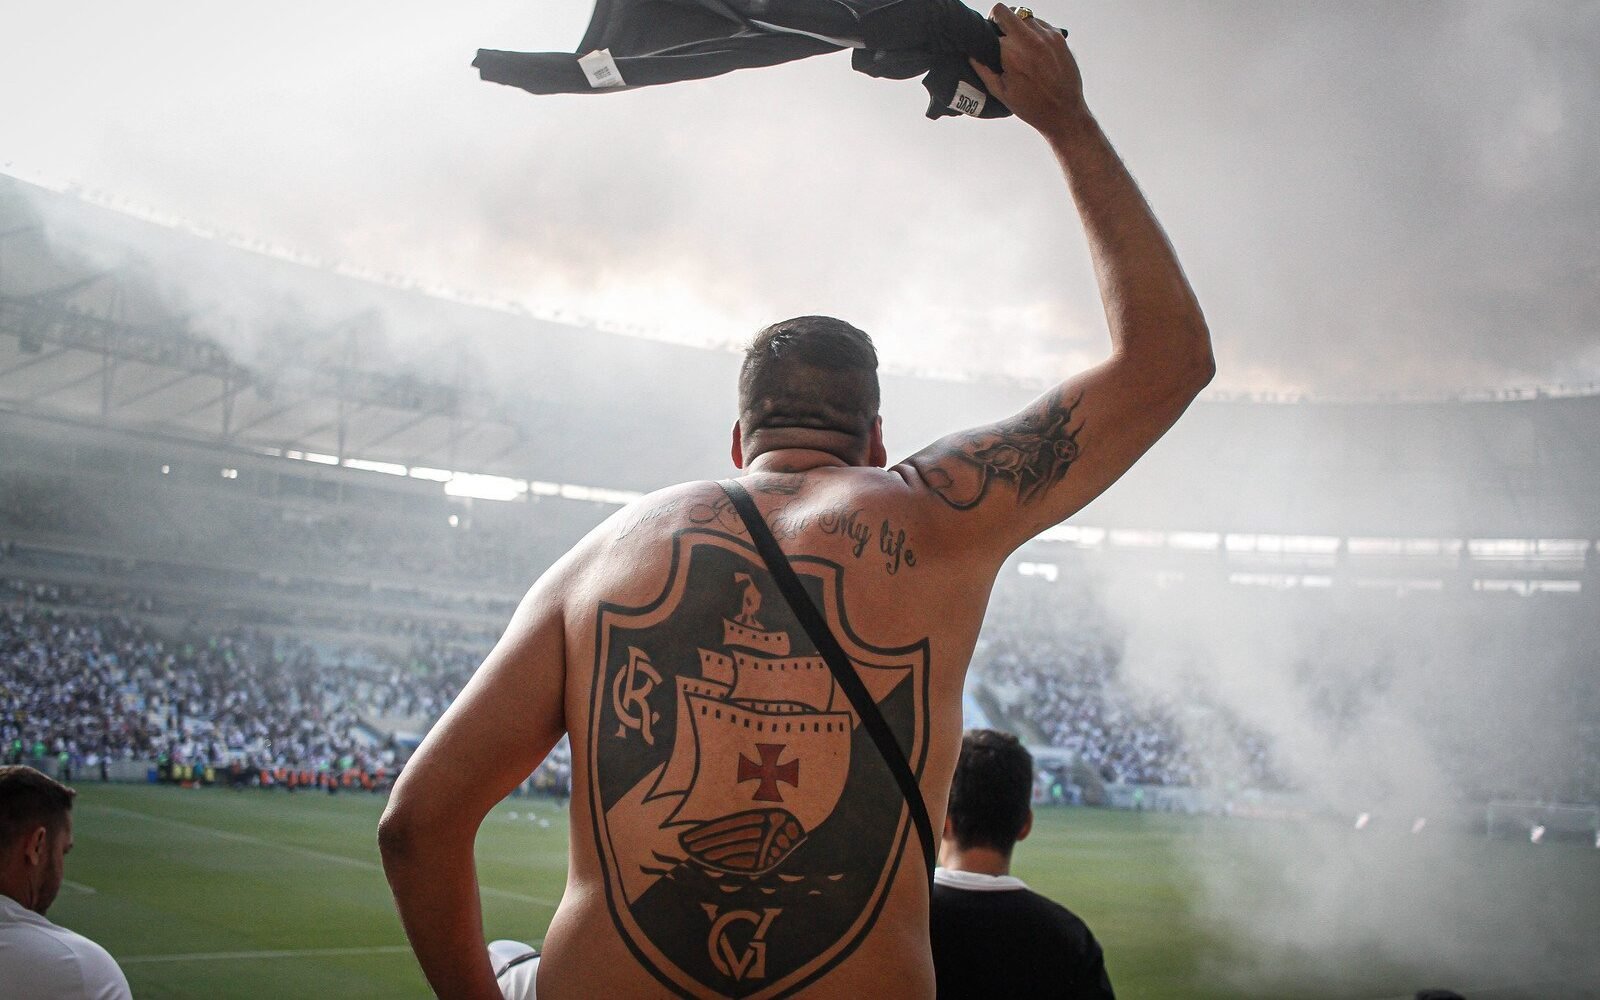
[972,579,1283,791]
[0,602,517,791]
[1,606,158,769]
[3,461,1293,801]
[1,587,1271,804]
[7,562,1594,807]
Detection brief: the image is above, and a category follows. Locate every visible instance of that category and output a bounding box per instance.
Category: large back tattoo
[588,529,930,998]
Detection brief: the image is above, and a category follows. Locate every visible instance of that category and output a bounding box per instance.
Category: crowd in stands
[0,599,517,793]
[2,577,1263,805]
[0,591,584,798]
[5,512,1597,811]
[972,578,1283,791]
[3,444,1293,802]
[3,558,1285,806]
[1,606,158,770]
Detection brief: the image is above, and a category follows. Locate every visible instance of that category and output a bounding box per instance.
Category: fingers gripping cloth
[473,0,1064,120]
[853,0,1009,119]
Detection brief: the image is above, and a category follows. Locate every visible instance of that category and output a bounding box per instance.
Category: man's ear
[942,815,956,842]
[1017,808,1034,843]
[22,825,48,866]
[868,416,887,468]
[730,420,745,470]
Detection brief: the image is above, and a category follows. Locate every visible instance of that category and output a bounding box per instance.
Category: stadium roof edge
[5,168,1597,405]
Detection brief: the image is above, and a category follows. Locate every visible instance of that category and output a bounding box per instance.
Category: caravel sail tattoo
[590,529,930,998]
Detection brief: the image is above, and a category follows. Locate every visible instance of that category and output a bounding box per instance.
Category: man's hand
[970,5,1087,135]
[903,7,1211,550]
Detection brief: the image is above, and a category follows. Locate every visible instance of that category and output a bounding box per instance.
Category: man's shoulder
[1017,885,1097,936]
[595,480,728,548]
[607,472,927,539]
[0,905,76,954]
[933,876,1097,940]
[930,877,1112,998]
[613,480,724,523]
[51,923,134,996]
[0,910,131,996]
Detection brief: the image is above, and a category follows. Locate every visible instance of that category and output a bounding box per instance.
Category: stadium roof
[3,174,1597,540]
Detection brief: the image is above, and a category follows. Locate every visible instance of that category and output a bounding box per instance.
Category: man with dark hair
[736,316,886,469]
[932,730,1113,998]
[0,765,133,999]
[382,7,1211,998]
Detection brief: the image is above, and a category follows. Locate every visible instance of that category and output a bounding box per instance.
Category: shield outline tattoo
[588,528,930,998]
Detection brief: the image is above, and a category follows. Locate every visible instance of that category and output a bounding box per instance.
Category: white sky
[2,0,1597,394]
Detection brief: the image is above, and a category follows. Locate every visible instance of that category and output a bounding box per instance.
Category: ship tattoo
[589,530,930,998]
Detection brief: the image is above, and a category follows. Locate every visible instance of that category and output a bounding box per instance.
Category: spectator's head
[736,316,884,468]
[0,765,76,915]
[944,729,1034,863]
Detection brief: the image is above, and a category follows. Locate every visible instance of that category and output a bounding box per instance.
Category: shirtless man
[379,7,1212,998]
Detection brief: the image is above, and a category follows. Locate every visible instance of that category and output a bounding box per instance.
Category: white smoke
[1099,561,1600,993]
[4,1,1600,395]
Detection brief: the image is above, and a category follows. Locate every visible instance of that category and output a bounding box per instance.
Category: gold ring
[1015,6,1034,18]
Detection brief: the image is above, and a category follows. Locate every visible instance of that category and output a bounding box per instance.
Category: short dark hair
[946,729,1033,855]
[0,765,75,848]
[738,316,880,445]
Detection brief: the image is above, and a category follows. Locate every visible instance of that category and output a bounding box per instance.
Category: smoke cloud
[1098,562,1600,993]
[3,1,1597,395]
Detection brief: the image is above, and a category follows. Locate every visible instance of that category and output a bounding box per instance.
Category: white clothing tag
[950,80,987,117]
[578,48,626,89]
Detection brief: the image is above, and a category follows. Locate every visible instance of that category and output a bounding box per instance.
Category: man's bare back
[381,8,1213,998]
[537,469,989,998]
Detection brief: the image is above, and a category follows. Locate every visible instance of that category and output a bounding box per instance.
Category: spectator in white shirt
[0,765,132,999]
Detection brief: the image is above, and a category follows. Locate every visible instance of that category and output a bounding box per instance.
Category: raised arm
[902,5,1213,550]
[378,573,568,1000]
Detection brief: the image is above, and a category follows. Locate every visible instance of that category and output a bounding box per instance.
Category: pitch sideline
[120,945,416,965]
[78,801,559,908]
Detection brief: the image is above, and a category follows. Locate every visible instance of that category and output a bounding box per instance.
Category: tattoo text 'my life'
[783,503,917,576]
[631,492,918,575]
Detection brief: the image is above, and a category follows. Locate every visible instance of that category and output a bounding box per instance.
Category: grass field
[48,784,1600,999]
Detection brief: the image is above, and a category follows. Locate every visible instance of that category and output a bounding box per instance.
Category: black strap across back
[718,478,937,886]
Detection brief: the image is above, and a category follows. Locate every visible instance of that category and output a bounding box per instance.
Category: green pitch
[50,784,1600,999]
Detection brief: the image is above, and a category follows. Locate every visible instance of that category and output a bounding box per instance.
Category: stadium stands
[975,564,1600,806]
[974,572,1279,791]
[1,171,1596,810]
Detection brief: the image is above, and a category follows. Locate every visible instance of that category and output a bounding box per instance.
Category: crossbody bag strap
[718,478,936,886]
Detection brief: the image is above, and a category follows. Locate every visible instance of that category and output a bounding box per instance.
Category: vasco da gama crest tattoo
[589,529,930,998]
